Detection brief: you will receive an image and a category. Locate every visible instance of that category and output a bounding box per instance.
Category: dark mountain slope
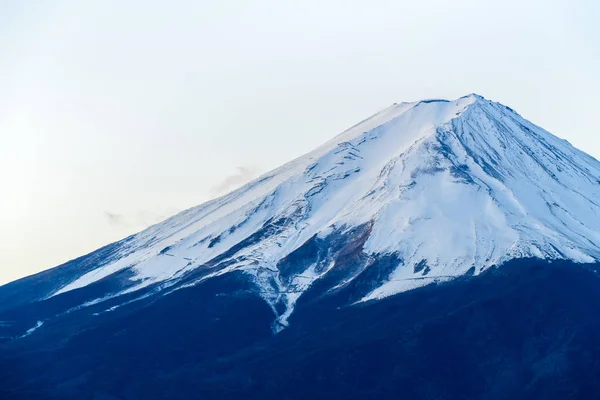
[2,259,600,399]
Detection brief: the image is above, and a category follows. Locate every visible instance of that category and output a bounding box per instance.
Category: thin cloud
[210,166,260,196]
[104,209,179,230]
[105,212,128,227]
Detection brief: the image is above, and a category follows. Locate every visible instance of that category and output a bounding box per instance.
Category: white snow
[19,321,44,338]
[49,94,600,324]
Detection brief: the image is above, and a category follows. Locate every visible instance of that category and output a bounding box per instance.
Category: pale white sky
[1,0,599,284]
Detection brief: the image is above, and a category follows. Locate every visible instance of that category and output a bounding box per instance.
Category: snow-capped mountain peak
[45,94,600,329]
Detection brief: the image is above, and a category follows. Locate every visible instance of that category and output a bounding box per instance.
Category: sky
[1,0,599,285]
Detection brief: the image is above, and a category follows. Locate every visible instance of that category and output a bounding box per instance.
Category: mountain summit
[3,95,600,399]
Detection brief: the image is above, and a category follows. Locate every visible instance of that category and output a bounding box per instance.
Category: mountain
[2,94,600,399]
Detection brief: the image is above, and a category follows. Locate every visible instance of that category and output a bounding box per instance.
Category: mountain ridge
[4,94,600,330]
